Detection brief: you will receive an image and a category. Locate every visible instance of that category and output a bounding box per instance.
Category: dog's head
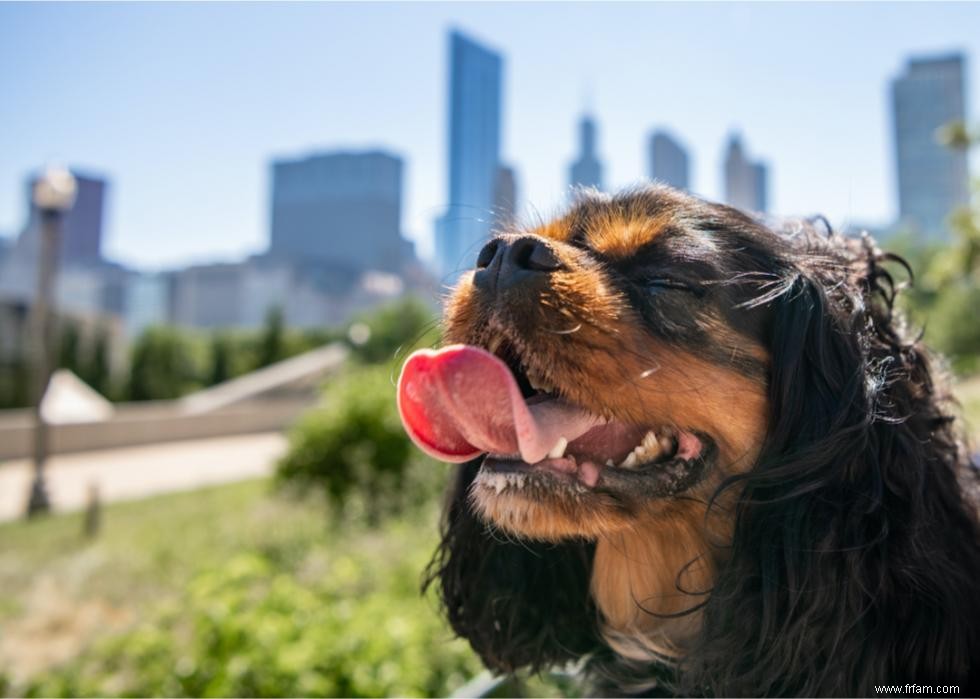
[402,185,980,695]
[403,186,778,541]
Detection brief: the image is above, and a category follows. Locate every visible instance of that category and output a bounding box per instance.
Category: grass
[0,480,331,625]
[0,480,310,623]
[0,479,486,697]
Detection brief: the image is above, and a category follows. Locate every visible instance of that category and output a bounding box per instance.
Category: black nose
[473,236,562,294]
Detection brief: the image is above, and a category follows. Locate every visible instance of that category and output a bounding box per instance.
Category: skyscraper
[891,53,970,238]
[435,30,503,279]
[723,134,768,214]
[750,162,768,214]
[492,164,518,229]
[269,150,409,273]
[569,114,603,192]
[649,131,690,191]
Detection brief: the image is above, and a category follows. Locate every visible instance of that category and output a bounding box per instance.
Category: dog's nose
[474,236,562,293]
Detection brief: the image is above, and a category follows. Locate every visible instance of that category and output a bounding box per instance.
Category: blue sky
[1,2,978,270]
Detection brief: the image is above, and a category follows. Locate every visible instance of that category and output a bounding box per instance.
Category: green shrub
[276,364,442,523]
[25,550,480,698]
[127,326,203,401]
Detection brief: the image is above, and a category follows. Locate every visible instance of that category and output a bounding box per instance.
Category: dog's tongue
[397,344,603,464]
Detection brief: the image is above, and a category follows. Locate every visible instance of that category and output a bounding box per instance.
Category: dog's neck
[590,502,724,660]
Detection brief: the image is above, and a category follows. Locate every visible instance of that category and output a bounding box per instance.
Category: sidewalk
[0,432,288,523]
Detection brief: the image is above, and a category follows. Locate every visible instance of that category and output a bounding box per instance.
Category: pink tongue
[397,345,604,464]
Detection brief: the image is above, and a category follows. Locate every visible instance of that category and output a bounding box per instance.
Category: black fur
[424,460,601,674]
[424,189,980,697]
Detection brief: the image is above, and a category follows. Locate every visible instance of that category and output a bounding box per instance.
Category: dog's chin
[469,432,717,542]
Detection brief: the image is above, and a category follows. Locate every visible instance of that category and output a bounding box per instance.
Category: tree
[209,332,232,386]
[57,320,82,375]
[81,325,112,397]
[256,306,284,369]
[936,120,980,282]
[127,326,199,401]
[907,120,980,374]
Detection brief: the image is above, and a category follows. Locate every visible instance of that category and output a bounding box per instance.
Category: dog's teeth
[605,459,615,467]
[641,430,659,449]
[618,434,666,470]
[659,435,674,454]
[547,437,568,459]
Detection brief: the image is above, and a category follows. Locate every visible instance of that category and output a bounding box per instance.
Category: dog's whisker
[543,323,582,335]
[639,364,660,379]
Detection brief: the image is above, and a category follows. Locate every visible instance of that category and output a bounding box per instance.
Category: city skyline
[2,3,980,270]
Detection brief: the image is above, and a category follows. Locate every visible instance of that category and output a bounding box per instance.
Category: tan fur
[591,495,735,660]
[583,209,676,259]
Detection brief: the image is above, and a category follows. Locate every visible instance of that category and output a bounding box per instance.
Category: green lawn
[0,479,485,697]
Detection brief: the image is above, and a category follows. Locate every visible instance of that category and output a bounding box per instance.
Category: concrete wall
[0,398,310,461]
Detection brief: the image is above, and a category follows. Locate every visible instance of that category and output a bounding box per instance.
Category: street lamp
[25,166,76,518]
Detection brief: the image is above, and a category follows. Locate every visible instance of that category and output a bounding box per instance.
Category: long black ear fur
[683,259,980,696]
[423,460,601,675]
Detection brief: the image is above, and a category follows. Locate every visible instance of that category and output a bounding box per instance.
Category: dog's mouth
[397,343,713,496]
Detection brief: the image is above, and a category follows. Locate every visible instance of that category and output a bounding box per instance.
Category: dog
[396,185,980,696]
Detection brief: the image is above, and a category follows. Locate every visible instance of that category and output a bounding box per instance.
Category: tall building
[435,30,503,279]
[649,130,690,191]
[269,150,409,273]
[723,134,768,214]
[492,164,518,230]
[891,53,970,238]
[750,162,768,215]
[569,114,604,192]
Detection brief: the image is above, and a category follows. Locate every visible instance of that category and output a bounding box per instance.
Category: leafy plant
[23,550,479,698]
[275,364,441,524]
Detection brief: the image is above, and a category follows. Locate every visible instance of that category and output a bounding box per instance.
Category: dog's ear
[687,266,980,696]
[424,460,601,674]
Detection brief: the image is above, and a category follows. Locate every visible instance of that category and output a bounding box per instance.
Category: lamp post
[25,166,76,518]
